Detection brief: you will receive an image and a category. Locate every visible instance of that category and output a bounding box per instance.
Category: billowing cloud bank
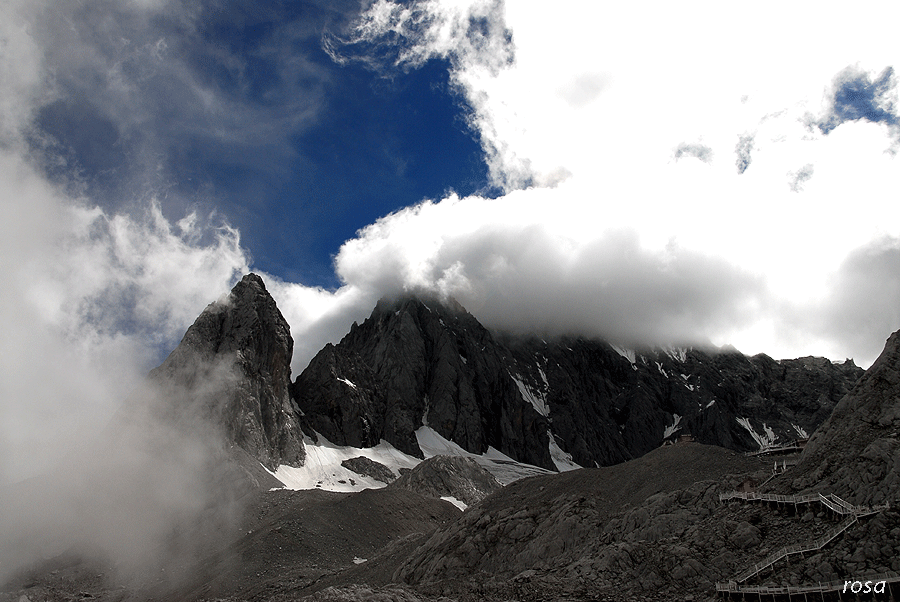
[308,0,900,368]
[3,0,900,492]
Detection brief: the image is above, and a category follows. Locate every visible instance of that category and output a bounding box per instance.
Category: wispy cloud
[674,142,713,164]
[788,163,815,192]
[24,0,338,214]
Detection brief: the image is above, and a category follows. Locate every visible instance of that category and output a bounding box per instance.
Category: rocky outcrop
[341,456,397,484]
[294,293,862,472]
[148,273,304,470]
[781,329,900,506]
[389,455,502,507]
[390,444,772,597]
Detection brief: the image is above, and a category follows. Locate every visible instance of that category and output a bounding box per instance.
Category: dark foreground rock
[341,456,398,484]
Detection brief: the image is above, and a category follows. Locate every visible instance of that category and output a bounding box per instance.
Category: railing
[717,571,900,594]
[718,491,889,517]
[717,490,892,593]
[731,515,856,583]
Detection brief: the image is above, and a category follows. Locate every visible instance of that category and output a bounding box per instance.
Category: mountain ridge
[292,289,862,471]
[130,275,864,475]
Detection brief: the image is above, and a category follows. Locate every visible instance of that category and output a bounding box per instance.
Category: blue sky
[29,0,492,286]
[3,0,900,483]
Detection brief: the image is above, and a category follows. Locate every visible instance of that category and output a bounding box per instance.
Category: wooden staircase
[716,491,890,595]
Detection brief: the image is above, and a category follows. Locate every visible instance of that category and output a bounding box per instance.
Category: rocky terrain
[774,330,900,507]
[2,273,897,602]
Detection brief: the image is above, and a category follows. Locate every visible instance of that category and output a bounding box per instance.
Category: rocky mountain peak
[149,273,304,470]
[292,292,554,468]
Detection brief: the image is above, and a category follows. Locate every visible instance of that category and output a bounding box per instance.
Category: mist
[0,101,250,587]
[1,374,254,588]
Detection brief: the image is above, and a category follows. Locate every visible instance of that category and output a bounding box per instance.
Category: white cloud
[314,0,900,368]
[0,147,249,485]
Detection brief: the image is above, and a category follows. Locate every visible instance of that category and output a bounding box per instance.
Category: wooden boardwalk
[718,572,900,598]
[719,491,889,518]
[716,491,891,597]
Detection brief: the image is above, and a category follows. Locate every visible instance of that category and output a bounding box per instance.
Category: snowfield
[267,425,558,493]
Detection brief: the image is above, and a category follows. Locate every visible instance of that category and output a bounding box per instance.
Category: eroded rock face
[292,344,383,449]
[148,273,304,470]
[784,329,900,506]
[503,337,863,467]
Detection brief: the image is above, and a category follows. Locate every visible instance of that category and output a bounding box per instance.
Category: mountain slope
[291,295,554,469]
[778,329,900,506]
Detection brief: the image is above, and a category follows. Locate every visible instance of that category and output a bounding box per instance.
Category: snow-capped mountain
[147,274,862,480]
[290,289,863,472]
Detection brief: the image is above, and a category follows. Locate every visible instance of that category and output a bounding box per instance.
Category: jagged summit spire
[150,272,304,470]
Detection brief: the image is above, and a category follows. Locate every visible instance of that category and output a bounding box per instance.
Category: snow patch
[548,430,581,472]
[705,399,716,409]
[612,345,636,364]
[792,424,809,438]
[415,426,554,484]
[663,414,682,439]
[268,432,419,493]
[353,557,367,564]
[655,362,668,378]
[512,374,549,417]
[459,354,467,364]
[680,374,696,391]
[337,377,357,390]
[440,496,468,511]
[736,417,778,450]
[664,346,689,363]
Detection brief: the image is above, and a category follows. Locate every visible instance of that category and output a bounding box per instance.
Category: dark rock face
[389,455,503,507]
[294,293,862,472]
[503,337,863,467]
[291,295,554,468]
[341,456,397,484]
[782,329,900,506]
[148,273,304,470]
[292,343,384,449]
